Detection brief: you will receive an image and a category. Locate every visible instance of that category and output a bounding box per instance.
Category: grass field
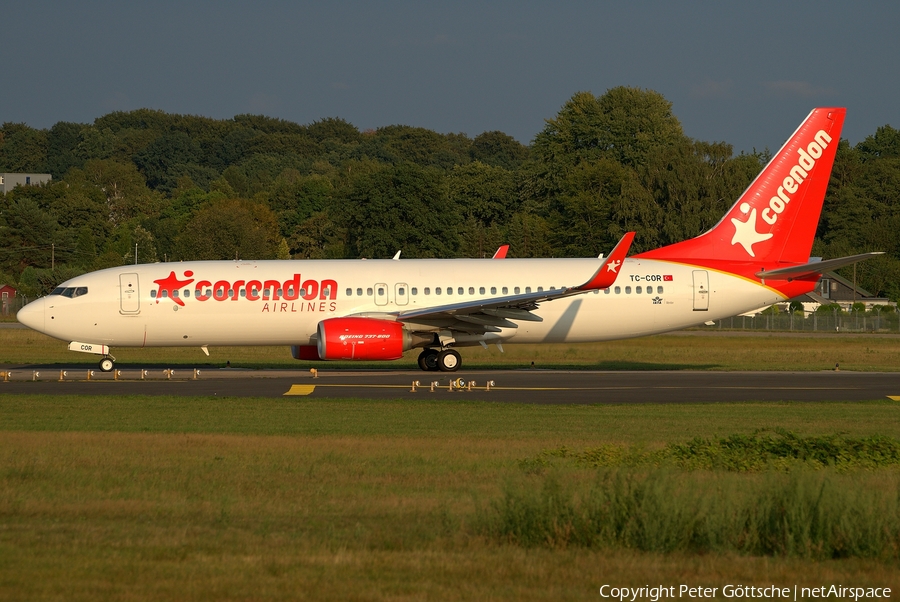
[5,326,900,371]
[2,395,899,600]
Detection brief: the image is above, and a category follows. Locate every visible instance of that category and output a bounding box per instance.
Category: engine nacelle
[316,317,410,361]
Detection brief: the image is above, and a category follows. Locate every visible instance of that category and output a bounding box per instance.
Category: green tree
[288,211,346,259]
[532,88,684,171]
[174,198,280,260]
[344,163,457,258]
[0,122,48,172]
[469,131,529,170]
[71,159,163,225]
[46,121,86,177]
[355,125,470,169]
[0,197,68,274]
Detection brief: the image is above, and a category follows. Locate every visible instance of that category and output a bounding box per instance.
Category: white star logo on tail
[606,259,621,273]
[730,206,772,258]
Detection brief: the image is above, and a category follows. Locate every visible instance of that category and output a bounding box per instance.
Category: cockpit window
[49,286,88,298]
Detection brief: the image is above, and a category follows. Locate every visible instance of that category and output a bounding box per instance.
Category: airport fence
[1,296,26,319]
[710,309,900,333]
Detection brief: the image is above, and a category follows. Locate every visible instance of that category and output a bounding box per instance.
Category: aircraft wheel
[437,349,461,372]
[417,348,439,371]
[99,357,115,372]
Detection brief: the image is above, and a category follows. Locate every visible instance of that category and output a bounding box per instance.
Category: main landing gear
[417,348,461,372]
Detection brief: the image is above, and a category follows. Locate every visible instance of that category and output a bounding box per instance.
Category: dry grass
[2,430,898,601]
[4,327,900,371]
[2,397,900,599]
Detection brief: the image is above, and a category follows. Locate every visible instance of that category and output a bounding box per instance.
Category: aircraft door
[395,283,409,306]
[692,270,709,311]
[119,273,141,314]
[374,283,388,306]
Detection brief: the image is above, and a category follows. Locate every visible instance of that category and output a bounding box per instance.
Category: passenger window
[468,287,475,295]
[647,287,653,295]
[299,288,307,297]
[377,287,385,296]
[525,287,531,293]
[357,288,363,296]
[185,290,191,298]
[346,288,352,296]
[398,287,405,296]
[514,287,520,294]
[436,287,441,295]
[367,288,373,296]
[537,286,543,292]
[239,289,245,298]
[277,288,283,297]
[447,287,453,296]
[502,287,508,294]
[615,286,621,294]
[173,290,180,298]
[458,287,464,295]
[604,288,610,294]
[162,290,169,298]
[425,287,431,295]
[411,287,417,295]
[657,286,664,294]
[636,286,642,294]
[490,287,497,295]
[625,286,632,294]
[151,290,157,298]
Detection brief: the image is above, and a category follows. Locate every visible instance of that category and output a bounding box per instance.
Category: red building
[1,284,16,316]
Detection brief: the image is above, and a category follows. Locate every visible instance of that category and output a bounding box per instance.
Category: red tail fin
[637,108,845,265]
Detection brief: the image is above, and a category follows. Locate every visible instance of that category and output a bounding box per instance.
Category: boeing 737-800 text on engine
[16,108,880,372]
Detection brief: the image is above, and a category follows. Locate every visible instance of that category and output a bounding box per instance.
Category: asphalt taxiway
[1,365,899,403]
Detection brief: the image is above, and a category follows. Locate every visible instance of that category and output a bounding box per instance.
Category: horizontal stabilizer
[756,252,884,279]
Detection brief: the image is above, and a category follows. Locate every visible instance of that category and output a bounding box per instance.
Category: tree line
[1,87,898,299]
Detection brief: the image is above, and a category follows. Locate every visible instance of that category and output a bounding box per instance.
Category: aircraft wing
[387,232,635,333]
[756,252,883,280]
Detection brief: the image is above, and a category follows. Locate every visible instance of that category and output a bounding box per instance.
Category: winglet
[577,232,635,290]
[492,245,509,259]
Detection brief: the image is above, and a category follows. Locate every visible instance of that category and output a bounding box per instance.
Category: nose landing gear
[99,356,116,372]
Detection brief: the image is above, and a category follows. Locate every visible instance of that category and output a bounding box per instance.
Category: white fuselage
[18,257,787,349]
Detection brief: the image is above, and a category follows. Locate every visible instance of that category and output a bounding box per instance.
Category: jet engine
[315,317,411,361]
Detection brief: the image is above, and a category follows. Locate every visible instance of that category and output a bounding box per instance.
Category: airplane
[16,108,881,373]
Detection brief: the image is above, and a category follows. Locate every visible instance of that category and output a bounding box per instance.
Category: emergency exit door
[119,273,140,314]
[692,270,709,311]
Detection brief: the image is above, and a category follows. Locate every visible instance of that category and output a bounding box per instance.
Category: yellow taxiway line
[284,383,864,397]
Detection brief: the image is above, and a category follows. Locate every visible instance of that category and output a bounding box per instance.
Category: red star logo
[153,270,195,307]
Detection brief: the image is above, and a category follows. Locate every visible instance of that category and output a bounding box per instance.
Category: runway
[2,365,899,403]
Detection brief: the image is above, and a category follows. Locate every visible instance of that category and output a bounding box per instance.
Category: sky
[2,1,899,154]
